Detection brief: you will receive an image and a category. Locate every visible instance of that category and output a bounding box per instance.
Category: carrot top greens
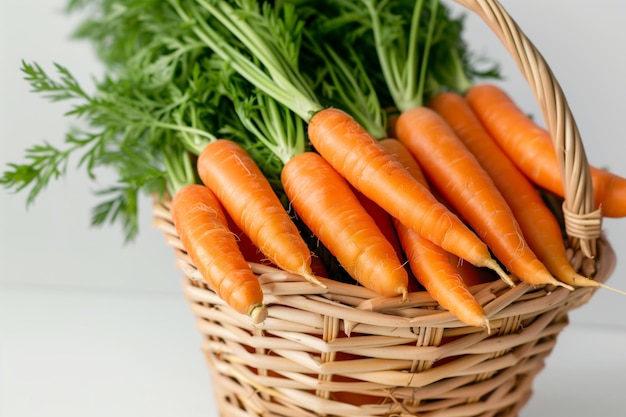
[1,0,498,241]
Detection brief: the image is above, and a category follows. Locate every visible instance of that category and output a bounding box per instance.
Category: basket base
[201,337,544,417]
[184,270,589,417]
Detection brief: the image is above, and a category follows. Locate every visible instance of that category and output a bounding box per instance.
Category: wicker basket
[151,0,616,415]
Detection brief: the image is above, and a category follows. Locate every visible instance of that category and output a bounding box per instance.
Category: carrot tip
[597,282,626,297]
[554,280,575,291]
[462,309,490,331]
[480,259,515,287]
[560,274,626,296]
[399,286,408,302]
[249,304,268,324]
[483,318,492,335]
[301,271,326,288]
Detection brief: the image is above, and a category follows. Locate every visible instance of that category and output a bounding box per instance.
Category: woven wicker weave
[151,0,616,416]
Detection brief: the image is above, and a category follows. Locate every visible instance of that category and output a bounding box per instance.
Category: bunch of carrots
[4,0,626,328]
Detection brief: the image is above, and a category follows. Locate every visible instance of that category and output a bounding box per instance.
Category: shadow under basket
[152,198,616,417]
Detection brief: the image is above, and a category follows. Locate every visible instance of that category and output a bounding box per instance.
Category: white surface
[1,1,625,416]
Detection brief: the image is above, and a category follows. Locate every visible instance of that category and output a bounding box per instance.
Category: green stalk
[304,31,387,140]
[169,0,322,122]
[362,0,439,111]
[415,0,439,108]
[163,145,196,194]
[234,91,306,165]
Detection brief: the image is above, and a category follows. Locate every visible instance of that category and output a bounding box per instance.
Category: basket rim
[153,197,616,330]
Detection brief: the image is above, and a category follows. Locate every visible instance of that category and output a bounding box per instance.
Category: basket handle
[454,0,602,258]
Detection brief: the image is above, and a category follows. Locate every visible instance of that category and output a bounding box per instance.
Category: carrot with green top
[170,184,267,323]
[466,83,626,218]
[197,139,322,286]
[178,0,510,286]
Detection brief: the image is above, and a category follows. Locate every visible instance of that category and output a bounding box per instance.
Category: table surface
[2,1,626,416]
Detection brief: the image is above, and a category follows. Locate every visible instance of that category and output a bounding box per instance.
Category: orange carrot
[395,105,568,289]
[224,214,272,267]
[352,188,405,265]
[307,107,512,286]
[466,83,626,218]
[281,151,408,298]
[224,212,329,278]
[170,184,267,323]
[380,138,490,329]
[429,91,622,292]
[197,139,322,286]
[353,188,422,292]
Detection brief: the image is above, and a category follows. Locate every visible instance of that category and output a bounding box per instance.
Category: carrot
[179,2,508,289]
[196,139,322,287]
[466,83,626,218]
[281,151,408,298]
[380,138,490,329]
[352,188,405,265]
[223,212,329,278]
[170,184,267,323]
[352,188,422,292]
[429,91,623,292]
[307,107,513,286]
[394,105,569,289]
[224,214,273,267]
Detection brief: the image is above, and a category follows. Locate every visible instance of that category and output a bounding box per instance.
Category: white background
[2,1,625,416]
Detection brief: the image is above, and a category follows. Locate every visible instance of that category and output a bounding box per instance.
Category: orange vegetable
[170,184,267,323]
[352,188,422,292]
[380,138,490,329]
[223,213,329,278]
[307,107,511,285]
[466,83,626,218]
[352,188,405,264]
[395,106,568,289]
[281,151,408,298]
[429,91,620,291]
[197,139,321,286]
[224,214,272,267]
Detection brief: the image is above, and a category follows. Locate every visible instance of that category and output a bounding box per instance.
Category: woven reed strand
[152,199,614,417]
